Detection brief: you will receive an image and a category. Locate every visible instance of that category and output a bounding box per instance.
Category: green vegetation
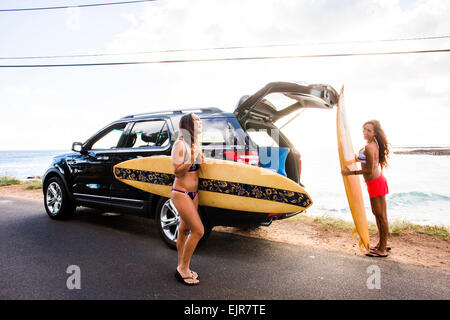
[390,220,449,240]
[0,175,42,190]
[290,214,356,232]
[312,216,354,232]
[0,176,21,186]
[24,179,42,190]
[291,214,449,240]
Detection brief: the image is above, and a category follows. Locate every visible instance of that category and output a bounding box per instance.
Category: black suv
[42,82,338,248]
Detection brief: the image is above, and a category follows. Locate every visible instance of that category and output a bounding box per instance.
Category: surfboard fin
[350,228,369,249]
[358,239,364,248]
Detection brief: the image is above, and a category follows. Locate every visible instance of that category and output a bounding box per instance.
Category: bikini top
[357,150,367,164]
[357,146,379,165]
[182,140,201,172]
[188,163,200,172]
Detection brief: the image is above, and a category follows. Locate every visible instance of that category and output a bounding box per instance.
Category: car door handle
[96,156,109,161]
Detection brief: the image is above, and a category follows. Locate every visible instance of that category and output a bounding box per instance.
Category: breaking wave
[388,192,450,207]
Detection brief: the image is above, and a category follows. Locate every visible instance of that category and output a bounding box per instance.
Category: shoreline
[1,183,448,271]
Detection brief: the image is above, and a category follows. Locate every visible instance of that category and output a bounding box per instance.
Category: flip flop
[366,251,388,258]
[175,270,199,286]
[370,246,391,251]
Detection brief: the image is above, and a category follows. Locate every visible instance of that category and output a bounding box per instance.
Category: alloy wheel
[46,182,63,216]
[159,199,180,242]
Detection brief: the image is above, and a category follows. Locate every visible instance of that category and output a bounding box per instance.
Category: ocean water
[0,150,70,180]
[0,148,449,227]
[300,146,450,227]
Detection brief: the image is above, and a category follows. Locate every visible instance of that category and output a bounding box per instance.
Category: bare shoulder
[171,139,185,158]
[365,142,378,154]
[173,139,183,149]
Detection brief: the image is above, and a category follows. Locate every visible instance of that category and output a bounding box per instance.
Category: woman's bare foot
[370,244,391,251]
[366,249,388,258]
[176,267,199,285]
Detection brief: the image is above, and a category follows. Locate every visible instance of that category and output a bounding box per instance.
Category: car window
[125,120,169,148]
[200,117,249,146]
[246,129,279,147]
[91,123,127,150]
[171,116,256,148]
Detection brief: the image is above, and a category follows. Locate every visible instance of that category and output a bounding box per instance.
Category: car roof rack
[122,107,223,119]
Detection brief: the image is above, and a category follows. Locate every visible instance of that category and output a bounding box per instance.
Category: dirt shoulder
[216,219,449,271]
[0,184,43,200]
[1,184,448,271]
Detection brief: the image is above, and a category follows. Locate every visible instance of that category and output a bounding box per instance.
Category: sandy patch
[0,184,43,200]
[1,185,448,271]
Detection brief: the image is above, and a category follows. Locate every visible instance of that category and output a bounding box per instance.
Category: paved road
[0,196,449,300]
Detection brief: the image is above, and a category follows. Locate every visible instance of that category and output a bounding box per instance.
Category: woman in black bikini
[171,113,204,285]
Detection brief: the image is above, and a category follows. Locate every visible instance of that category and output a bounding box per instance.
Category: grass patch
[0,176,22,186]
[390,220,449,240]
[290,214,358,232]
[25,179,42,190]
[290,214,449,240]
[312,216,354,232]
[0,175,42,190]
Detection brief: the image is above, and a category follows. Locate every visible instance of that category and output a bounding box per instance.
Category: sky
[1,0,450,151]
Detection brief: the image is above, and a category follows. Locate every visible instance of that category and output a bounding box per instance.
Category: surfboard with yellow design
[113,156,312,214]
[336,86,370,250]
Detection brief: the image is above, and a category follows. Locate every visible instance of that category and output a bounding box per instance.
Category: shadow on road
[72,207,160,239]
[70,207,263,256]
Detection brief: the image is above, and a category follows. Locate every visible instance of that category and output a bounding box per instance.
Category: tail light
[224,150,259,166]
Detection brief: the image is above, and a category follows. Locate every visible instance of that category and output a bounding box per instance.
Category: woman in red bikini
[171,113,205,285]
[342,120,391,258]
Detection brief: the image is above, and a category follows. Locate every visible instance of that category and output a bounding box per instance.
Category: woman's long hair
[364,120,390,169]
[178,113,195,145]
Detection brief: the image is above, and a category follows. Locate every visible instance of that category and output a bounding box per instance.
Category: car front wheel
[155,197,211,250]
[44,176,74,220]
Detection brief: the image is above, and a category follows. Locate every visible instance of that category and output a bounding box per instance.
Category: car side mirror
[72,142,84,153]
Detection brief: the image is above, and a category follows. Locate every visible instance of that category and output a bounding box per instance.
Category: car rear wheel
[44,176,74,220]
[155,197,211,250]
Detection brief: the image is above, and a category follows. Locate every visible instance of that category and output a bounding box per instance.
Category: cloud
[3,86,58,98]
[2,0,450,150]
[120,13,139,28]
[66,7,81,30]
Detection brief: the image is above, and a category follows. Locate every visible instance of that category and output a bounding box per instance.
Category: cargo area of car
[241,119,301,185]
[232,82,338,187]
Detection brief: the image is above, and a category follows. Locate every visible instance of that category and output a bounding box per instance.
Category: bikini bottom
[365,175,389,198]
[172,188,198,201]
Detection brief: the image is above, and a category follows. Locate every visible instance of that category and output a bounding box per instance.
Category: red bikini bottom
[365,175,389,198]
